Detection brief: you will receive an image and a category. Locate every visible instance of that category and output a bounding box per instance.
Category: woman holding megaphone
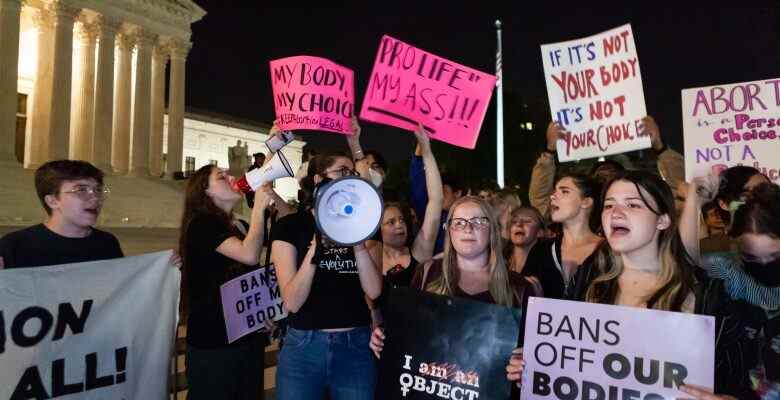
[178,165,272,400]
[271,151,382,400]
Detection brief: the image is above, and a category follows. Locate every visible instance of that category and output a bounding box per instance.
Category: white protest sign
[682,78,780,182]
[0,251,179,400]
[541,24,650,162]
[522,297,715,399]
[220,264,286,343]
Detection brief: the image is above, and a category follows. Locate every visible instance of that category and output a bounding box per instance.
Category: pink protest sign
[360,35,496,149]
[522,297,715,399]
[270,56,355,134]
[220,264,286,343]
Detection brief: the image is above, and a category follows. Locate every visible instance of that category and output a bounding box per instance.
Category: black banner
[377,287,521,400]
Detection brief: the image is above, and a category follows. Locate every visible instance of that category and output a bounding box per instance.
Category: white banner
[682,78,780,182]
[522,297,715,399]
[0,251,180,400]
[541,24,650,162]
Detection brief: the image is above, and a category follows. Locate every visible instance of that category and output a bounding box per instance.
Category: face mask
[743,259,780,287]
[368,168,384,188]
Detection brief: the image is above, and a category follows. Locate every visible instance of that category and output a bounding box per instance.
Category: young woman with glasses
[370,196,532,396]
[271,151,382,400]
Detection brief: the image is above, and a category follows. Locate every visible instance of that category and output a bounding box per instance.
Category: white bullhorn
[232,151,294,193]
[314,176,383,246]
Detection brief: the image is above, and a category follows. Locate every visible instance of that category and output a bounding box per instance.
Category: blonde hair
[426,196,514,307]
[585,172,695,311]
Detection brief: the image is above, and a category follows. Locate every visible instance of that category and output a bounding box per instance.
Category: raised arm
[411,124,443,263]
[216,186,271,265]
[529,122,563,217]
[679,174,719,263]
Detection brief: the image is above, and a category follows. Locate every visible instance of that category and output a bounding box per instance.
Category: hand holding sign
[541,24,650,161]
[679,385,737,400]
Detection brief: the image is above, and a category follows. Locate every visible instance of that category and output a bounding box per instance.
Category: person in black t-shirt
[0,160,122,269]
[178,165,272,400]
[271,151,381,400]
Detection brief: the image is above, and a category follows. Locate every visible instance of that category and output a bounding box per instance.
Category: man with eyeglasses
[0,160,123,269]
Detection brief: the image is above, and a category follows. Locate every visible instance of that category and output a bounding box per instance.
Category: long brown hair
[178,165,234,315]
[426,196,514,307]
[585,171,696,311]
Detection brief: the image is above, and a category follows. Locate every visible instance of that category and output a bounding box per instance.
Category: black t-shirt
[184,214,266,348]
[524,237,599,300]
[271,209,371,330]
[0,224,123,268]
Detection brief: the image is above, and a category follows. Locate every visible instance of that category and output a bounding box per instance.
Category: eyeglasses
[62,185,110,200]
[446,217,490,231]
[325,167,358,177]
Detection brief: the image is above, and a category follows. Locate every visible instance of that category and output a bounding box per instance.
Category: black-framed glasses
[62,185,110,200]
[325,167,358,177]
[446,217,490,231]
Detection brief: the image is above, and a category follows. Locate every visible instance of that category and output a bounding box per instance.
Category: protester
[477,181,500,201]
[529,116,683,218]
[507,171,740,399]
[490,188,523,239]
[178,165,272,400]
[523,172,603,300]
[382,124,442,288]
[370,196,533,398]
[714,165,770,215]
[0,160,122,268]
[503,206,545,296]
[271,151,381,400]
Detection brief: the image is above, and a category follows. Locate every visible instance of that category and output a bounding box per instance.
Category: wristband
[653,143,668,155]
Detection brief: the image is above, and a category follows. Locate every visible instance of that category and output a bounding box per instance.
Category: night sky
[184,2,779,190]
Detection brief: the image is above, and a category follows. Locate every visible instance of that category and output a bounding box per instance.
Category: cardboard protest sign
[220,264,287,343]
[0,251,179,400]
[377,287,521,400]
[541,24,650,162]
[270,55,355,134]
[521,297,715,399]
[360,35,496,149]
[682,78,780,182]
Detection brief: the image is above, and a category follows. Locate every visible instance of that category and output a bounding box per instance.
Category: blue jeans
[276,327,376,400]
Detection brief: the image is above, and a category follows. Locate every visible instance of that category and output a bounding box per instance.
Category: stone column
[69,19,97,161]
[91,16,118,172]
[111,32,133,174]
[129,29,152,177]
[165,40,190,179]
[149,42,168,177]
[28,1,79,167]
[0,0,22,165]
[48,1,78,160]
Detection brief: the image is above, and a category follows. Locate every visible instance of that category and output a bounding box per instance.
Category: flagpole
[495,20,505,188]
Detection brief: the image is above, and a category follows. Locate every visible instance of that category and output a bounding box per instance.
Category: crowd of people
[1,113,779,400]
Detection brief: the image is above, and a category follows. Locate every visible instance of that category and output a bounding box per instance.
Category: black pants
[186,336,265,400]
